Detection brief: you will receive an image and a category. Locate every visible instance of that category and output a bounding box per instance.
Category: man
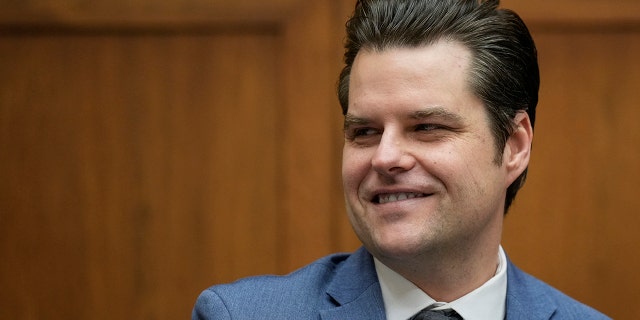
[193,0,610,319]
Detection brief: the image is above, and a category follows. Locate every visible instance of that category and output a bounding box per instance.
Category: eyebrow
[343,107,464,131]
[410,107,464,123]
[343,114,371,131]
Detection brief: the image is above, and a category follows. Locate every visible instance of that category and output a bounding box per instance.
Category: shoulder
[192,252,352,320]
[506,259,610,320]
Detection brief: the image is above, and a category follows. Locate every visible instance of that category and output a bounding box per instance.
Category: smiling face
[342,41,524,263]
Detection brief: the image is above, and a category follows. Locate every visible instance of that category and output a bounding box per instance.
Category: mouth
[374,192,428,204]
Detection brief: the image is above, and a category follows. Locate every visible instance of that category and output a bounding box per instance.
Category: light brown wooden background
[0,1,638,318]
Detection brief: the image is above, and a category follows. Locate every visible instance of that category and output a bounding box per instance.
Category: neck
[378,234,502,302]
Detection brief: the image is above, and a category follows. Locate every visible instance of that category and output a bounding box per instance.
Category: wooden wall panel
[0,31,284,318]
[501,0,640,26]
[0,0,300,27]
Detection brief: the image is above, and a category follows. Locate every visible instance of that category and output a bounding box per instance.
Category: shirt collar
[374,246,508,320]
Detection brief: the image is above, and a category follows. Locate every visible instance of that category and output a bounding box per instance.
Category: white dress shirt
[374,246,508,320]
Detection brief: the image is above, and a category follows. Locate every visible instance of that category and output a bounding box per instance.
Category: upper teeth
[378,192,423,204]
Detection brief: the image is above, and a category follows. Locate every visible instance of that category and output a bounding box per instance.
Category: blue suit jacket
[192,247,609,319]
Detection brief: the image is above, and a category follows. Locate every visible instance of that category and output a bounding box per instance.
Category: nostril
[387,166,405,173]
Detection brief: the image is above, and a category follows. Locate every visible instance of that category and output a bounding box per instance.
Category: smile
[376,192,426,204]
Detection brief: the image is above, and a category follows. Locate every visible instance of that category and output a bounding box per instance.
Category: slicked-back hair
[337,0,539,213]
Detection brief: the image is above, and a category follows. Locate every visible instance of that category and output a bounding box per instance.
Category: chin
[368,233,429,261]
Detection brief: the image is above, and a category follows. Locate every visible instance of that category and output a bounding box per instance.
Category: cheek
[452,150,506,205]
[341,149,370,190]
[424,143,499,188]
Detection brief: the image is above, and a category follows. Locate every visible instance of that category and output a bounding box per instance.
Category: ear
[504,111,533,186]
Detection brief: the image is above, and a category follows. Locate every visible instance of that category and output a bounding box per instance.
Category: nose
[371,131,415,176]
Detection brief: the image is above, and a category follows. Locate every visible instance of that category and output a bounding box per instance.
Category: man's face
[342,41,520,262]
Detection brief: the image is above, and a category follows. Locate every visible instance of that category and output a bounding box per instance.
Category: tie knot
[408,307,463,320]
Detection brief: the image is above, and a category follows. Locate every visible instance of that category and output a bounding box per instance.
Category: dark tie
[408,306,463,320]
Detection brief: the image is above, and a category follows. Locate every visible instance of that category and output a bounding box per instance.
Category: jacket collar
[505,257,558,320]
[320,247,386,320]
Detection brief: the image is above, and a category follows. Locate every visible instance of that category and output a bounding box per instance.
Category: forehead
[348,41,479,117]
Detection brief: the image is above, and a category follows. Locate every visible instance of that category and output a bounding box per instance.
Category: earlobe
[504,112,533,184]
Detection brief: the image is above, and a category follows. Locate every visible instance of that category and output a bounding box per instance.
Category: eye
[415,123,444,131]
[345,127,380,143]
[353,127,378,137]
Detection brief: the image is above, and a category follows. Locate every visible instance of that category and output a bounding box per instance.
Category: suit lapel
[505,257,558,320]
[319,247,386,320]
